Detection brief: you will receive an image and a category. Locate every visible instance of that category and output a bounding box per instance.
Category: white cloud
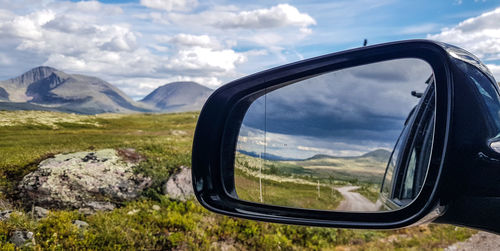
[428,7,500,81]
[213,4,316,30]
[0,9,54,40]
[428,7,500,61]
[164,46,247,75]
[0,1,247,83]
[140,0,198,12]
[157,33,223,49]
[0,52,11,65]
[0,1,315,99]
[487,64,500,82]
[154,4,316,51]
[75,1,123,14]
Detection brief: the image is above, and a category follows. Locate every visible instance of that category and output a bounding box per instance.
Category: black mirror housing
[191,39,500,232]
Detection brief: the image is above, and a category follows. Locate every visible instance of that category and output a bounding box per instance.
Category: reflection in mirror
[234,58,435,212]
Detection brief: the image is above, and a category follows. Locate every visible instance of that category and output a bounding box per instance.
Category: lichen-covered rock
[73,220,89,229]
[0,210,13,221]
[163,166,193,201]
[33,206,49,218]
[10,230,35,247]
[18,149,151,210]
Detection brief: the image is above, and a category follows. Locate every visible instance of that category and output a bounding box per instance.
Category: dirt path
[335,186,380,211]
[445,231,500,251]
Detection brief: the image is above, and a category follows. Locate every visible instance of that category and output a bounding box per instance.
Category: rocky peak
[7,66,59,87]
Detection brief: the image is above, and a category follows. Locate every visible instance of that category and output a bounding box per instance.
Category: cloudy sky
[0,0,500,99]
[238,59,433,159]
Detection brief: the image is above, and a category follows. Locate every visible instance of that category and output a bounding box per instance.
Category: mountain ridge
[0,66,212,114]
[306,149,392,161]
[0,66,152,114]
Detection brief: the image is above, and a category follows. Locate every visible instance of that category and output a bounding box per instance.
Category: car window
[396,83,435,203]
[401,149,416,199]
[381,77,435,207]
[400,114,434,201]
[381,122,408,199]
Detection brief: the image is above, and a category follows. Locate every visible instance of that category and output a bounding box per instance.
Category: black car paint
[191,40,500,233]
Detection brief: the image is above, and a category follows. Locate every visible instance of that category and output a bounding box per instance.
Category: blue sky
[1,0,500,99]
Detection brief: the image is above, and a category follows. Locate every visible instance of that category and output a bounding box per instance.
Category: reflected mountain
[237,150,303,161]
[307,149,391,162]
[236,148,391,184]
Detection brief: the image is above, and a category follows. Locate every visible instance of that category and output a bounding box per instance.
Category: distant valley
[0,66,213,114]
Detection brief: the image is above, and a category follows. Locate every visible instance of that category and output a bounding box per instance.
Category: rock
[73,220,89,229]
[0,210,13,221]
[117,148,145,163]
[10,230,35,247]
[171,130,187,136]
[78,208,95,216]
[33,206,49,218]
[445,231,500,251]
[152,205,160,211]
[18,149,151,211]
[127,209,139,215]
[163,166,193,201]
[0,199,12,210]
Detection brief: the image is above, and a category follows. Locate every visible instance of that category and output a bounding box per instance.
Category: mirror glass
[234,58,435,212]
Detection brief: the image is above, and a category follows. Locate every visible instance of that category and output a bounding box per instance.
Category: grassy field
[353,184,381,203]
[0,110,476,250]
[0,111,195,198]
[235,168,343,210]
[234,151,384,210]
[288,154,388,184]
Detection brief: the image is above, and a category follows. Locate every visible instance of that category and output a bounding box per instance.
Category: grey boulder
[18,149,151,211]
[73,220,89,229]
[10,230,35,247]
[0,210,13,221]
[163,166,193,201]
[33,206,49,218]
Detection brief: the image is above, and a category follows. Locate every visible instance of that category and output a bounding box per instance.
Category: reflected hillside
[234,149,390,211]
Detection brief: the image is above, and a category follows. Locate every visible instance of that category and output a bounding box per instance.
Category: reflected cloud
[238,58,433,158]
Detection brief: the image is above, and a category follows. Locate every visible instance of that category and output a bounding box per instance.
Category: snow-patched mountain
[140,81,213,112]
[0,66,151,114]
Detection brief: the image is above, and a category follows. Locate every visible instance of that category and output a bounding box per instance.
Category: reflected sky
[237,58,433,159]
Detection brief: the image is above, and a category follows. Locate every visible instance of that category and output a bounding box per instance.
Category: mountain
[0,66,151,114]
[0,87,8,101]
[237,150,303,161]
[140,81,212,112]
[307,149,392,161]
[360,149,392,162]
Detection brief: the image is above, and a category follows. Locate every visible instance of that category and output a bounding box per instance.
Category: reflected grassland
[234,152,387,210]
[235,168,343,210]
[353,184,381,203]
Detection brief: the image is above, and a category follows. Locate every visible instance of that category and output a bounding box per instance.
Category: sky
[237,58,433,159]
[0,0,500,100]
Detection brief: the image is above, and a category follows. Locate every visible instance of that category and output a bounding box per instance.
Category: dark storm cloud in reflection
[241,58,433,151]
[245,101,404,142]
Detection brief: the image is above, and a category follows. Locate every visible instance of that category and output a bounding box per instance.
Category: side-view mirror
[192,40,500,233]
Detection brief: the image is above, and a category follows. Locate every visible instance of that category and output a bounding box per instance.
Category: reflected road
[335,186,380,212]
